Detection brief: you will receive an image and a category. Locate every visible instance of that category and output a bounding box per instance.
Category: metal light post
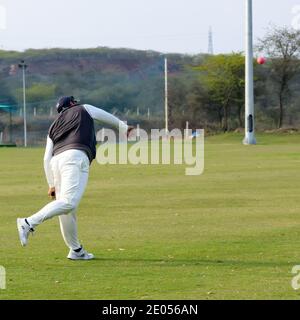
[18,60,28,147]
[243,0,256,145]
[164,58,169,133]
[9,106,12,143]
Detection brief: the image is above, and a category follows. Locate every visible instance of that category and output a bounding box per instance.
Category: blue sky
[0,0,298,54]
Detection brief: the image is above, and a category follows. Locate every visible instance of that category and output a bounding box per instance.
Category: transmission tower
[208,26,214,55]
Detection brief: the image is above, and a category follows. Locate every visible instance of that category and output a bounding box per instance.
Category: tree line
[0,26,300,137]
[167,26,300,132]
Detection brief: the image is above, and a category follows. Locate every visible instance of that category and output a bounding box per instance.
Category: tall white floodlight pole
[243,0,256,145]
[19,60,28,147]
[164,58,169,133]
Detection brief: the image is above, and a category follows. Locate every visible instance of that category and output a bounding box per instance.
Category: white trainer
[17,218,34,247]
[67,247,94,260]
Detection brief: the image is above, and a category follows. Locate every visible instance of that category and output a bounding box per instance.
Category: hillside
[1,46,300,145]
[0,47,202,114]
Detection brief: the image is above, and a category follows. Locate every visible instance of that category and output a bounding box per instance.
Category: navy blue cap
[56,96,79,113]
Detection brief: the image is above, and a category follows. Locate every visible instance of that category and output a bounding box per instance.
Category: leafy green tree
[197,53,245,131]
[12,83,57,113]
[26,83,57,103]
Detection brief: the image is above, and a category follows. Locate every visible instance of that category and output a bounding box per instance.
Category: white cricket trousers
[27,149,90,250]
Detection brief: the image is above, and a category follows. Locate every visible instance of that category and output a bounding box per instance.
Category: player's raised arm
[83,104,128,132]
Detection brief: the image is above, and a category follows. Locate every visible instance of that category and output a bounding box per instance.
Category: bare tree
[257,26,300,128]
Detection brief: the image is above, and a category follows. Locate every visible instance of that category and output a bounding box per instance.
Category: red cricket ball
[257,57,266,65]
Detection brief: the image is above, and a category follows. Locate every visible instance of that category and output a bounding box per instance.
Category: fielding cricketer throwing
[17,96,132,260]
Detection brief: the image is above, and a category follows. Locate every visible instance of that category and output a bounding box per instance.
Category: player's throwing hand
[48,187,56,200]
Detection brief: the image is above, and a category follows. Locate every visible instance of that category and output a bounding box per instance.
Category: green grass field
[1,133,300,300]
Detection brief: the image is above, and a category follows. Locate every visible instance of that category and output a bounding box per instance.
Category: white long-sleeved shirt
[44,104,128,187]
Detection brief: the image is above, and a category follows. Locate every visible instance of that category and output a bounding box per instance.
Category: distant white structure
[164,58,169,133]
[208,26,214,55]
[18,60,28,147]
